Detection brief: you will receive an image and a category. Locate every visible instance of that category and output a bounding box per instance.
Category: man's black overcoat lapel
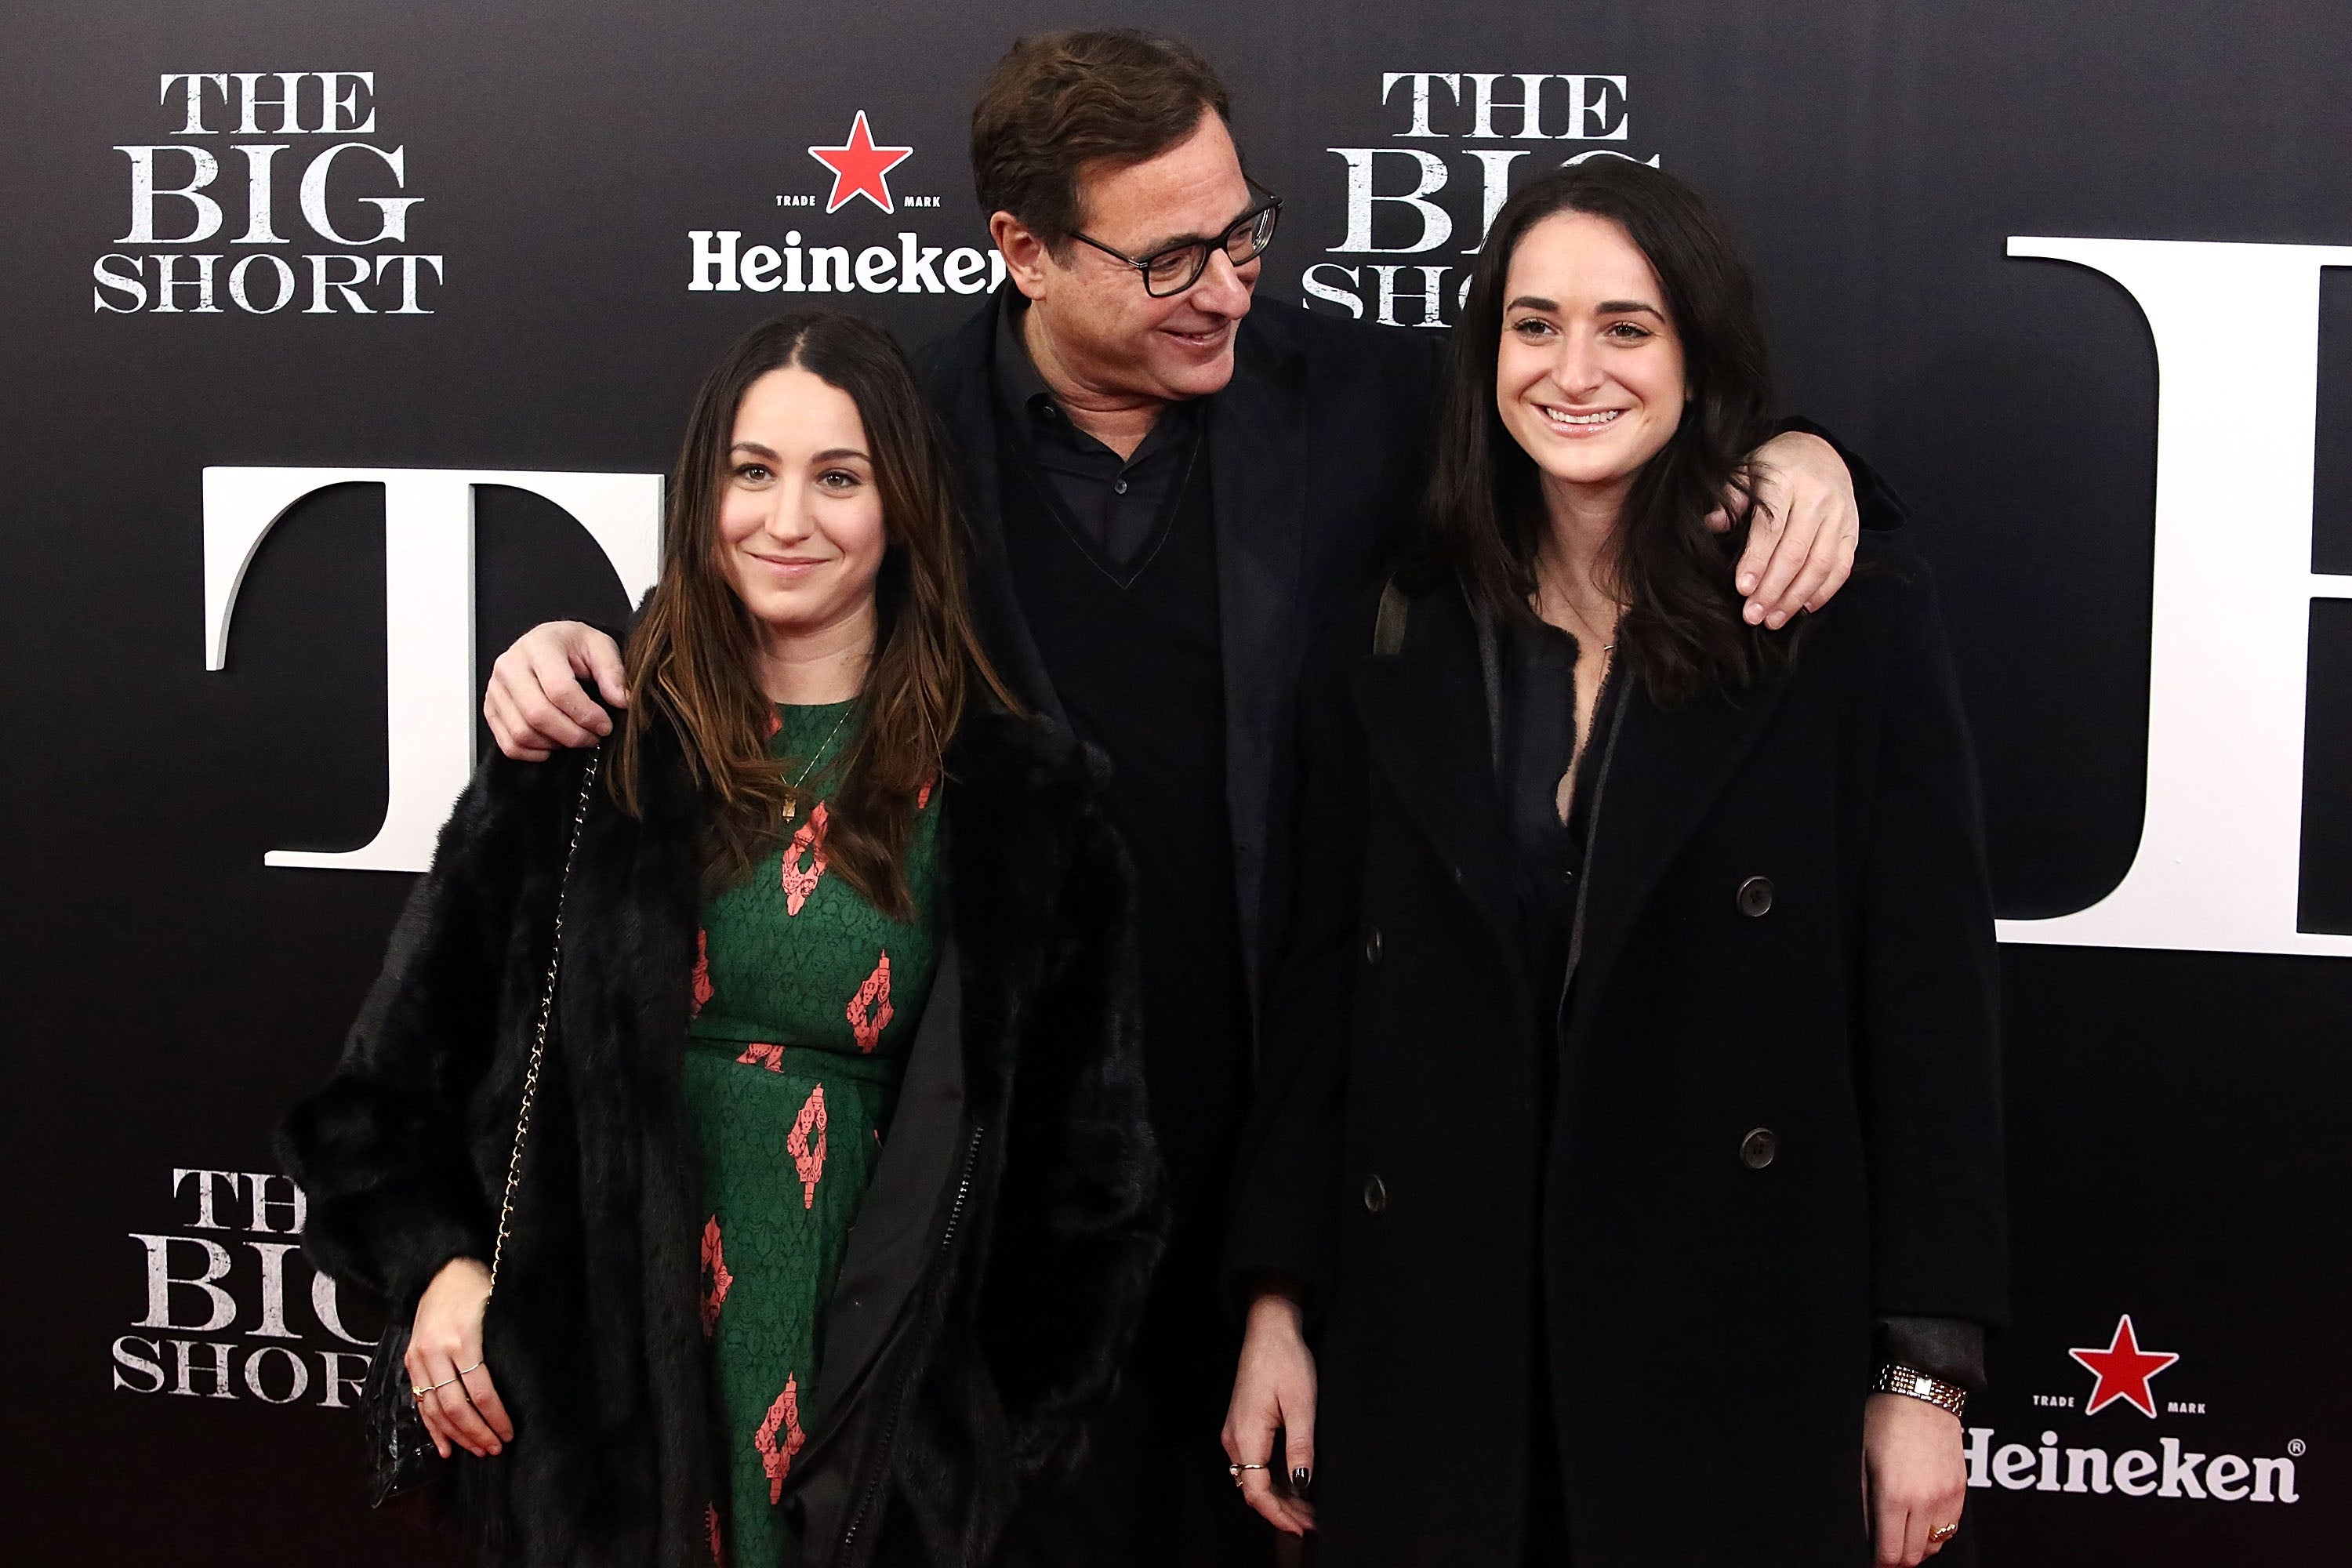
[1203,319,1308,983]
[920,295,1065,726]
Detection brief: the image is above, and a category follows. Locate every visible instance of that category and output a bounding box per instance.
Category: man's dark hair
[1423,158,1791,704]
[971,29,1232,252]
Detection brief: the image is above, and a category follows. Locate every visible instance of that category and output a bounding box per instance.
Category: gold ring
[411,1385,430,1399]
[1929,1522,1958,1544]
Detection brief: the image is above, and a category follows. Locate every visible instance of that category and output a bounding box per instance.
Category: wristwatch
[1873,1363,1968,1421]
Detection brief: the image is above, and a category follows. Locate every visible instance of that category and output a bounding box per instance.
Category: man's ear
[988,211,1053,302]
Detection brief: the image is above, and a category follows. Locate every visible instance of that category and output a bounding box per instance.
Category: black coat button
[1740,1127,1778,1169]
[1363,928,1383,967]
[1737,876,1774,917]
[1362,1174,1388,1214]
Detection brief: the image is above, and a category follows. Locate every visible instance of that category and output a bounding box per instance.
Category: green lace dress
[683,701,942,1567]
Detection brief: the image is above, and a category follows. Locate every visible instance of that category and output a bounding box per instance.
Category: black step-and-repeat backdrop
[3,2,2346,1562]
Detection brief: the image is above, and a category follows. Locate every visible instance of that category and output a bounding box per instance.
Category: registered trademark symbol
[2288,1439,2307,1457]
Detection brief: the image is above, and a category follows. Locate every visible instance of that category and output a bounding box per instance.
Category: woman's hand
[1221,1289,1319,1536]
[484,620,629,760]
[1863,1392,1966,1566]
[405,1257,514,1460]
[1709,428,1861,630]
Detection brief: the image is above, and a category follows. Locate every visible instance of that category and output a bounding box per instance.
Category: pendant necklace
[780,703,855,822]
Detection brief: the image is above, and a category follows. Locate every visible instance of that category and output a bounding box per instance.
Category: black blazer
[918,289,1443,1002]
[281,703,1164,1568]
[1226,537,2006,1566]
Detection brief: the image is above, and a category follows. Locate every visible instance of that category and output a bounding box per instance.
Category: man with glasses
[485,28,1887,1566]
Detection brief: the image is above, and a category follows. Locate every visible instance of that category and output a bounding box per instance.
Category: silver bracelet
[1873,1363,1968,1421]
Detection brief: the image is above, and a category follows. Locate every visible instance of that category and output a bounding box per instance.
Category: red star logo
[2068,1313,2180,1418]
[806,111,913,215]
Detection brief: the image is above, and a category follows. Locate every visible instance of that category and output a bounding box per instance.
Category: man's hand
[1863,1392,1967,1566]
[1708,429,1861,630]
[1221,1290,1319,1537]
[485,621,628,761]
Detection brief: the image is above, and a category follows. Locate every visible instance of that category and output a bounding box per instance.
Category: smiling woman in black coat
[281,311,1163,1568]
[1221,162,2005,1567]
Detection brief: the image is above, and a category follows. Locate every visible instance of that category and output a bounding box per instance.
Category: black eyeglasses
[1068,180,1283,298]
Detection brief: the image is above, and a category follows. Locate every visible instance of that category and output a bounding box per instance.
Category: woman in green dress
[283,311,1165,1568]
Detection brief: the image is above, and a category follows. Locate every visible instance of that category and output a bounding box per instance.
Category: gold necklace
[779,703,855,822]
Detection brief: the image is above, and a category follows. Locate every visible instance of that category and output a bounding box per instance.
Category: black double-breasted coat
[1226,538,2007,1565]
[279,701,1165,1568]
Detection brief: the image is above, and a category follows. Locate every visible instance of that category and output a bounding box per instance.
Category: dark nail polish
[1291,1467,1312,1493]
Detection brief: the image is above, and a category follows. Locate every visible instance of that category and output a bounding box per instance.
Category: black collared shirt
[1499,615,1621,999]
[993,296,1201,568]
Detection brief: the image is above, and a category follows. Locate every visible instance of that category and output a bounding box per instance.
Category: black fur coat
[281,701,1166,1568]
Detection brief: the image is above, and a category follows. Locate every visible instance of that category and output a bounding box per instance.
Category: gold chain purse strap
[368,744,602,1512]
[487,744,600,1293]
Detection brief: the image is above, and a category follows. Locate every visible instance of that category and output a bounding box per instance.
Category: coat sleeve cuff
[1774,414,1910,532]
[1222,1220,1334,1324]
[1876,1315,1988,1392]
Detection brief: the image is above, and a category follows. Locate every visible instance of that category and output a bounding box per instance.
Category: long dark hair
[1425,158,1784,702]
[614,310,1012,917]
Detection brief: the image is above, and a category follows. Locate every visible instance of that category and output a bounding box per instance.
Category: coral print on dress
[781,802,830,915]
[692,928,714,1016]
[754,1376,807,1503]
[699,1216,735,1335]
[848,951,893,1052]
[788,1083,828,1207]
[735,1041,786,1072]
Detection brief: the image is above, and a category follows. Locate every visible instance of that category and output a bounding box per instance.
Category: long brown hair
[1423,158,1788,703]
[614,311,1011,917]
